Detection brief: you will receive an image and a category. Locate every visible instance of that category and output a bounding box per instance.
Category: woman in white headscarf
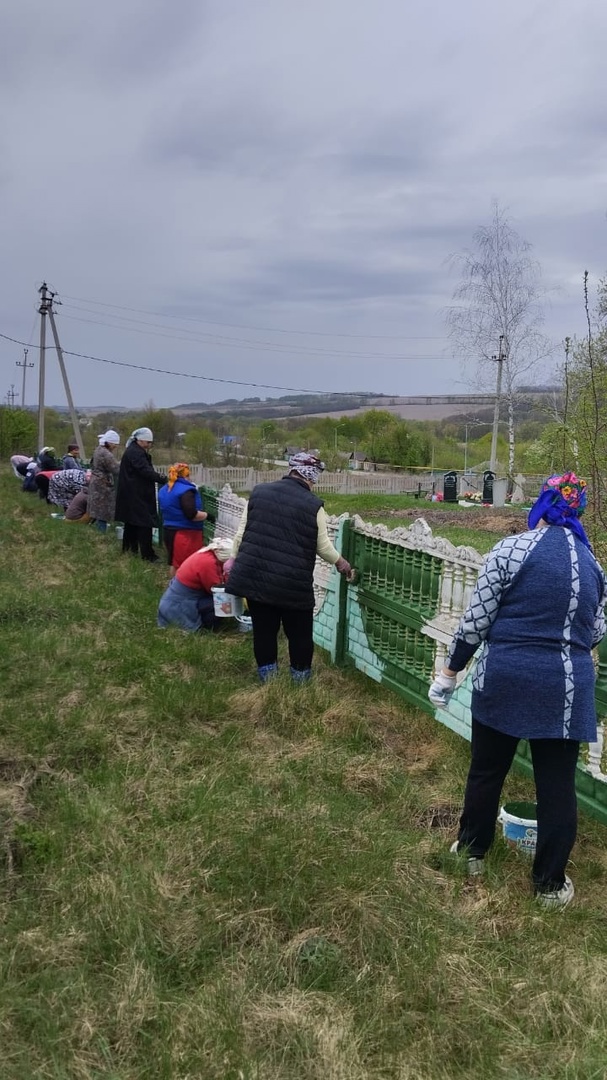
[115,427,167,561]
[88,429,121,532]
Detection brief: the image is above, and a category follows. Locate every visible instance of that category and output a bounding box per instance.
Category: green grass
[1,473,607,1079]
[322,493,465,516]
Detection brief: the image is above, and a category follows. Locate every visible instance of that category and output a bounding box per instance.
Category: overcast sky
[1,0,606,411]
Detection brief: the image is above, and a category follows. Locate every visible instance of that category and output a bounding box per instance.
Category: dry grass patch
[244,990,367,1080]
[341,755,402,798]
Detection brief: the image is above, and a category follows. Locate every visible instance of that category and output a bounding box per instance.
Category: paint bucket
[498,801,537,856]
[235,614,253,633]
[211,587,244,618]
[115,526,124,540]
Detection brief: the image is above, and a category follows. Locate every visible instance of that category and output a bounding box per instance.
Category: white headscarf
[126,427,154,447]
[98,429,120,446]
[204,539,234,562]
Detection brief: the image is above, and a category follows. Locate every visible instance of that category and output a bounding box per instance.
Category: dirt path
[364,506,529,535]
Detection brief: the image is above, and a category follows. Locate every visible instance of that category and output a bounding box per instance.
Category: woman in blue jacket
[430,472,607,909]
[158,463,208,575]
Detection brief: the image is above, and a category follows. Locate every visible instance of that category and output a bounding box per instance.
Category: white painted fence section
[190,465,436,495]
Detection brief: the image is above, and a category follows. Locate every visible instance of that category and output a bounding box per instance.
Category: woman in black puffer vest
[227,453,351,682]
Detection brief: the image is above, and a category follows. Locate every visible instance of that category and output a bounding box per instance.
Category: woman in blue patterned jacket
[429,472,607,909]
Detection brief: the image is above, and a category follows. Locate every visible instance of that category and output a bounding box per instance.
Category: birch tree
[446,202,551,475]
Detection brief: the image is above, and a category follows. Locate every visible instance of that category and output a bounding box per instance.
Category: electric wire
[59,292,448,342]
[58,307,450,361]
[0,330,368,395]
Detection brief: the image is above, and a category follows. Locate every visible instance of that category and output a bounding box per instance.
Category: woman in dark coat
[115,427,167,562]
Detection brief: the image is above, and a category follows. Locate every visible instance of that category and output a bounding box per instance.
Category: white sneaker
[450,840,484,877]
[536,875,574,910]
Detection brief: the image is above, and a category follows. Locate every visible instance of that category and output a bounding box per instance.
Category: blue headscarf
[528,472,591,548]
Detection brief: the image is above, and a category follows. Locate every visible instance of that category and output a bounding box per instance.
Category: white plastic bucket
[211,587,244,618]
[498,801,537,856]
[115,526,124,540]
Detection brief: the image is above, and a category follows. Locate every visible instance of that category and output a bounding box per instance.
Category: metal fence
[207,482,607,827]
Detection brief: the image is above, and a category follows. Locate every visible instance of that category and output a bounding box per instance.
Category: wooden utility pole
[38,283,49,449]
[16,348,34,408]
[36,282,85,458]
[489,335,506,474]
[47,304,86,459]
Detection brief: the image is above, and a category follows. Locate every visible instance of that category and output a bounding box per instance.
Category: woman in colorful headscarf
[157,463,208,576]
[429,472,607,909]
[157,539,233,632]
[226,452,352,682]
[115,428,167,561]
[48,467,90,511]
[88,429,121,532]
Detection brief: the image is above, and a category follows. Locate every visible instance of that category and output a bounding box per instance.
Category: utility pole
[5,384,17,408]
[47,300,86,460]
[489,335,506,474]
[16,348,34,408]
[38,283,49,449]
[36,282,85,458]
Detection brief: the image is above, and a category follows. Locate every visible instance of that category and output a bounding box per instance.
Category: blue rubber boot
[258,663,278,683]
[290,667,312,683]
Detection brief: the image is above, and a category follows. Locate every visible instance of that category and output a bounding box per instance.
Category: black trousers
[459,717,579,891]
[246,599,314,671]
[122,524,158,561]
[35,475,51,501]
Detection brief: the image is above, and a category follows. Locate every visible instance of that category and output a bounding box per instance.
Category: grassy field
[2,472,607,1079]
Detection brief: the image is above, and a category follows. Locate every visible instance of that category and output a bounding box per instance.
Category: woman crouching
[157,539,234,632]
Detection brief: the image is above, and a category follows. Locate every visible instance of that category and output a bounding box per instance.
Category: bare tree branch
[445,202,553,471]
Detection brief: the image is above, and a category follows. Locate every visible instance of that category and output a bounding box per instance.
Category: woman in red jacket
[157,539,234,632]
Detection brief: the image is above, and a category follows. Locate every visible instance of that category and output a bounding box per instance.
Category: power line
[58,307,450,362]
[59,291,448,342]
[0,330,370,394]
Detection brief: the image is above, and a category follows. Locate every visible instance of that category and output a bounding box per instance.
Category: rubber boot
[258,663,278,683]
[290,667,312,683]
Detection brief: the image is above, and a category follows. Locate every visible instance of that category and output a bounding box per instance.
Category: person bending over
[157,539,233,632]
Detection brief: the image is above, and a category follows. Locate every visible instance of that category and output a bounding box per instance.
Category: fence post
[332,517,351,666]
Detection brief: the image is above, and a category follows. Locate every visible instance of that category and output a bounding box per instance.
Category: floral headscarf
[288,452,325,486]
[167,462,190,491]
[528,471,590,548]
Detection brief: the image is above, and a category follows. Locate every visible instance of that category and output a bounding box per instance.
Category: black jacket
[227,475,322,610]
[115,442,166,528]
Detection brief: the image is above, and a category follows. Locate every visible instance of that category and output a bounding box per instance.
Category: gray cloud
[0,0,606,410]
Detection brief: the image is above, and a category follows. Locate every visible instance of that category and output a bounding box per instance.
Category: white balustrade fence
[191,465,437,495]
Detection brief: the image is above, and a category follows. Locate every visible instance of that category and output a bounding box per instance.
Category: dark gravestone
[443,471,458,503]
[482,470,495,504]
